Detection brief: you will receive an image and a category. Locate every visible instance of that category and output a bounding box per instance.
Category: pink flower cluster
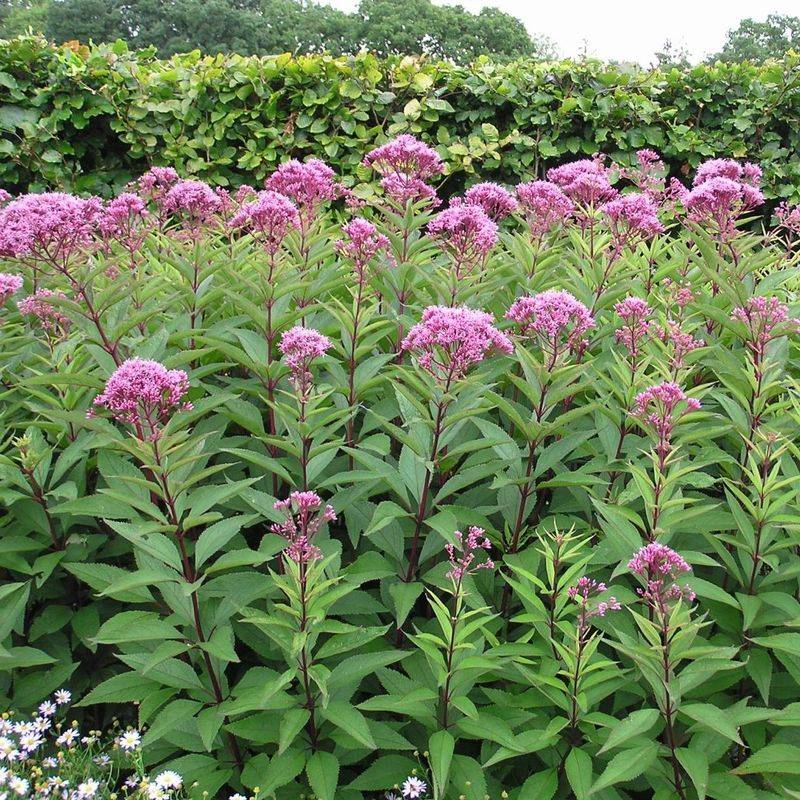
[673,158,764,241]
[628,542,696,612]
[229,190,300,255]
[363,134,444,206]
[660,321,705,370]
[634,381,700,462]
[137,166,179,202]
[568,576,621,623]
[506,290,595,367]
[264,158,344,223]
[270,490,337,564]
[600,192,664,249]
[335,218,391,281]
[279,326,332,398]
[98,193,150,254]
[402,305,513,384]
[624,149,667,199]
[614,296,652,366]
[694,158,762,188]
[461,182,518,221]
[547,157,617,208]
[0,273,23,304]
[427,203,498,273]
[162,180,223,227]
[445,526,493,582]
[663,278,695,310]
[18,289,70,334]
[0,192,102,265]
[776,202,800,237]
[89,357,192,438]
[515,181,574,238]
[731,296,800,360]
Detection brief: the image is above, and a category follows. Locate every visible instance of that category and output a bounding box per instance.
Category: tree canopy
[0,0,556,62]
[712,14,799,63]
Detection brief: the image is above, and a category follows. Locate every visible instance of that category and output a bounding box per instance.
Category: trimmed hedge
[1,34,800,200]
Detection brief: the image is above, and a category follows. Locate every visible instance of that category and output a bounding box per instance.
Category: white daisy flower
[117,730,141,751]
[154,771,182,790]
[53,691,71,706]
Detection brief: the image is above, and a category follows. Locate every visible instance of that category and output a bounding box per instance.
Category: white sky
[328,0,799,64]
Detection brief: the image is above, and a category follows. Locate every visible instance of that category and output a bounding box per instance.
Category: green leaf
[733,744,800,775]
[93,611,181,644]
[680,703,743,744]
[565,748,592,800]
[306,751,339,800]
[589,742,659,794]
[278,708,310,754]
[598,708,660,753]
[429,730,455,798]
[677,747,708,800]
[320,702,376,749]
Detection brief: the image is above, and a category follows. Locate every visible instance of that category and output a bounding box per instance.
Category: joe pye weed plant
[0,142,800,799]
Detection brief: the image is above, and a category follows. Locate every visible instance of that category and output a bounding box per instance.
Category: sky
[327,0,799,64]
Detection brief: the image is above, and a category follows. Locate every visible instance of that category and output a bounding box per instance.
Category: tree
[712,14,799,63]
[0,0,49,37]
[8,0,554,63]
[653,39,691,70]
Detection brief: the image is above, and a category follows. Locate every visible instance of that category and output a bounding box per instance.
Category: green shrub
[1,34,799,202]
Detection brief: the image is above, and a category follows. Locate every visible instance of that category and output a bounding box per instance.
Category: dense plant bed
[1,34,800,202]
[0,145,799,800]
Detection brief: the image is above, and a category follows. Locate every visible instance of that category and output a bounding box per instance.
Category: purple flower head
[18,289,70,335]
[659,321,705,370]
[600,192,664,250]
[516,180,574,238]
[137,167,180,202]
[776,202,800,237]
[568,576,622,628]
[88,358,192,439]
[0,192,102,265]
[364,134,443,206]
[625,149,667,199]
[0,189,11,204]
[235,184,257,204]
[547,157,618,207]
[279,326,332,398]
[401,776,427,799]
[402,305,513,385]
[506,290,595,367]
[271,490,336,564]
[682,176,764,241]
[264,158,344,224]
[427,203,498,274]
[335,218,391,281]
[634,381,700,462]
[461,182,518,221]
[445,526,493,582]
[229,190,300,255]
[0,273,23,305]
[162,180,223,229]
[663,278,695,309]
[628,542,695,611]
[731,296,800,360]
[98,193,150,255]
[614,296,652,365]
[694,158,762,189]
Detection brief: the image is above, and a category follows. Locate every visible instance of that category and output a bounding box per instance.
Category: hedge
[1,34,800,200]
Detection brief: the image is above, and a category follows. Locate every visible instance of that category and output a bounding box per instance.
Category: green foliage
[0,0,551,62]
[1,148,800,798]
[1,34,800,204]
[713,14,800,64]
